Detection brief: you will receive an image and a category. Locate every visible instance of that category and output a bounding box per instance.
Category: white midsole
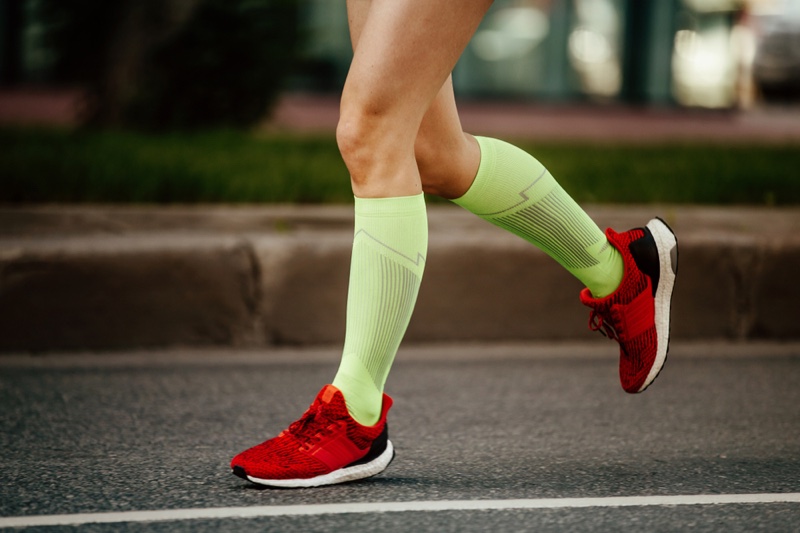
[246,440,394,488]
[639,218,678,392]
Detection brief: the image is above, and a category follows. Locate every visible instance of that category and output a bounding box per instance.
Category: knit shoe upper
[580,218,678,393]
[230,384,394,488]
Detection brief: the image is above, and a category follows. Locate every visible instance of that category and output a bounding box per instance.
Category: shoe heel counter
[347,424,389,468]
[628,227,660,296]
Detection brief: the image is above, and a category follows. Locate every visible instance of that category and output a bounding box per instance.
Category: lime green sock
[453,136,622,298]
[332,193,427,426]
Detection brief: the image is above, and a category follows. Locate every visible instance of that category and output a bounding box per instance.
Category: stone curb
[0,205,798,352]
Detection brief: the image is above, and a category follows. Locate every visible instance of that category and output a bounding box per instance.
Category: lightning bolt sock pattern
[453,136,623,297]
[333,193,427,426]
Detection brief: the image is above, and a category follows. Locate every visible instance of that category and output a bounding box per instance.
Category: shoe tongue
[320,384,340,404]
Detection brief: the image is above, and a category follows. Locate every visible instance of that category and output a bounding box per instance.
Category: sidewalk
[2,91,799,352]
[4,89,800,143]
[1,204,798,352]
[268,94,800,143]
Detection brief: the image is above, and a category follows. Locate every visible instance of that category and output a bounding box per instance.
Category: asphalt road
[1,342,799,532]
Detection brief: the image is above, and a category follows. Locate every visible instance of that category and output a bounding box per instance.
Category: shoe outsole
[234,440,395,489]
[637,217,678,393]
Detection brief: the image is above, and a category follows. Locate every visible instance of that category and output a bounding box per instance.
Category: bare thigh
[339,0,491,198]
[415,78,481,199]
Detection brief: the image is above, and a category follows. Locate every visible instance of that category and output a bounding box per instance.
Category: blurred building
[294,0,799,108]
[2,0,798,108]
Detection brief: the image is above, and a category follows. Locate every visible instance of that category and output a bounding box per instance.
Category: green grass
[2,128,799,205]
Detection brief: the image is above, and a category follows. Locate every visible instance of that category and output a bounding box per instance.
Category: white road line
[2,493,799,528]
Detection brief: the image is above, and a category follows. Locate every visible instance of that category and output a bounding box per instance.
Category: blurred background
[1,0,799,351]
[1,0,799,207]
[297,0,800,109]
[1,0,800,128]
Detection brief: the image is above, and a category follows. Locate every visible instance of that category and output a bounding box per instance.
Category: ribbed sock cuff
[355,193,426,217]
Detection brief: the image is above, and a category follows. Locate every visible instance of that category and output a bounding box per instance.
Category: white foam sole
[639,218,678,392]
[245,440,395,488]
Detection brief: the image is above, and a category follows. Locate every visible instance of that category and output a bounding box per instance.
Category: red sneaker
[230,385,394,488]
[580,218,678,393]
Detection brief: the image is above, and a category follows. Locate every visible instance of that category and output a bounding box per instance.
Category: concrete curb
[1,205,798,352]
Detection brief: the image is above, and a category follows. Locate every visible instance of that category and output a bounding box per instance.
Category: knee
[335,105,391,188]
[415,132,477,199]
[336,112,367,168]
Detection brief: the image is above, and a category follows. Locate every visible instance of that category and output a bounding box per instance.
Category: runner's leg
[332,0,493,425]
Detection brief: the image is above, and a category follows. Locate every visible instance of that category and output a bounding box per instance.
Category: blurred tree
[0,0,25,85]
[39,0,301,130]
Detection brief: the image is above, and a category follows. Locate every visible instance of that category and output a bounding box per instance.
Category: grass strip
[1,128,798,205]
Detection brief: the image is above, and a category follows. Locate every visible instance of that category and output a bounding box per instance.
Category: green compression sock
[453,136,622,298]
[332,193,427,426]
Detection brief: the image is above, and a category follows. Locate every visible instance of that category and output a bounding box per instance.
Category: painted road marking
[2,493,799,528]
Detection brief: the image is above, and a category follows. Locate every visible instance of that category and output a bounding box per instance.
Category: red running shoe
[230,385,394,488]
[580,218,678,393]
